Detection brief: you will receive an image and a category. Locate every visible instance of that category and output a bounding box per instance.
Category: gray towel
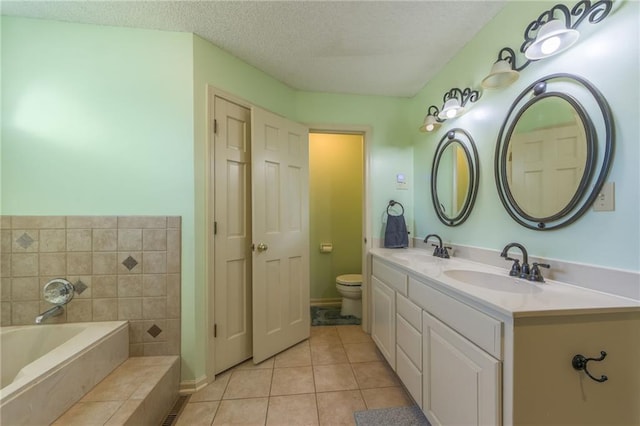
[384,214,409,248]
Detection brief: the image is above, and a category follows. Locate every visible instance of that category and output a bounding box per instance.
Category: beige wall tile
[12,216,65,229]
[67,216,117,229]
[1,278,11,301]
[143,342,168,356]
[143,274,166,297]
[167,217,181,229]
[166,274,181,319]
[117,229,142,251]
[1,254,10,277]
[39,253,66,276]
[165,319,181,355]
[11,277,39,300]
[129,343,144,357]
[67,299,93,322]
[128,320,145,343]
[68,276,92,298]
[142,297,166,319]
[1,216,11,229]
[67,252,92,275]
[39,229,66,252]
[118,216,167,229]
[12,300,40,325]
[167,230,181,273]
[118,275,142,297]
[143,229,167,251]
[93,298,118,321]
[118,297,142,320]
[93,275,117,298]
[118,252,142,274]
[143,252,166,274]
[93,229,118,252]
[93,252,118,275]
[12,253,38,277]
[12,230,39,252]
[1,230,12,253]
[141,319,167,342]
[1,302,11,326]
[67,229,92,251]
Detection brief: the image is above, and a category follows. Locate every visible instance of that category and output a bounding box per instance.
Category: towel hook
[572,351,608,383]
[387,200,404,216]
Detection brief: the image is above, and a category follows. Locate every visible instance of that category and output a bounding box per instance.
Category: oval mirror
[432,129,479,226]
[495,74,614,230]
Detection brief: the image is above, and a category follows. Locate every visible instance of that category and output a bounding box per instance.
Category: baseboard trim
[179,375,208,395]
[310,298,342,307]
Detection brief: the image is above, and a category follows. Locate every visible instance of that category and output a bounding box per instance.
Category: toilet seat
[336,274,362,286]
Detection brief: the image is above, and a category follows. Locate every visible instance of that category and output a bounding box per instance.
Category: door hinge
[214,221,217,235]
[213,119,218,134]
[214,323,217,338]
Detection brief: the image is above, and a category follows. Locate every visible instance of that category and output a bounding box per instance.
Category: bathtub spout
[35,305,64,324]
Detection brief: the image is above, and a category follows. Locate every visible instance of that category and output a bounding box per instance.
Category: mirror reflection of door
[436,141,470,219]
[507,97,587,218]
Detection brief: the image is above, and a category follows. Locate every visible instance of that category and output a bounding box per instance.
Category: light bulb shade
[419,114,441,133]
[438,98,464,120]
[525,19,580,60]
[481,59,520,89]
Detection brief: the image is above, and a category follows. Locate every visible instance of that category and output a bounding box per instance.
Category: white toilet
[335,274,362,318]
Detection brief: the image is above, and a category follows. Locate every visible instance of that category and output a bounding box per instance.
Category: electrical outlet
[593,182,615,211]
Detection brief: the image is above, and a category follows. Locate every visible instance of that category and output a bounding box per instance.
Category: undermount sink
[443,269,543,293]
[390,252,440,264]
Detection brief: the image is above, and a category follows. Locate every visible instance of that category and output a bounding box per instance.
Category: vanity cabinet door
[423,312,501,426]
[371,276,396,369]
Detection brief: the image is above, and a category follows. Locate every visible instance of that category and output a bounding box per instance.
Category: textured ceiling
[1,1,507,97]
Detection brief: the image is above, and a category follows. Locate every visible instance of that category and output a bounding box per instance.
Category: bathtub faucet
[35,305,64,324]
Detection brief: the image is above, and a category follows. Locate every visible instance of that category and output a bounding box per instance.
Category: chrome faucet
[424,234,450,258]
[500,242,530,279]
[35,305,64,324]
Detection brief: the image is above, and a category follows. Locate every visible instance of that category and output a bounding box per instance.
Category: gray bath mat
[310,306,361,326]
[354,405,431,426]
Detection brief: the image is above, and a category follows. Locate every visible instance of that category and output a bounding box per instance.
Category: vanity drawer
[397,292,422,331]
[373,258,408,295]
[409,277,502,359]
[397,314,422,368]
[396,345,422,408]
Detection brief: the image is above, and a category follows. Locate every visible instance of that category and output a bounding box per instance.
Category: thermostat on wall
[396,173,408,190]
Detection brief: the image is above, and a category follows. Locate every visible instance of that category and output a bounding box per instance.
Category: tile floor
[175,325,414,426]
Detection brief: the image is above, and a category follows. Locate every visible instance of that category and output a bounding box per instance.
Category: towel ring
[387,200,404,216]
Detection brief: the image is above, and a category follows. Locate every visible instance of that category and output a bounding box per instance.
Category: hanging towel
[384,203,409,248]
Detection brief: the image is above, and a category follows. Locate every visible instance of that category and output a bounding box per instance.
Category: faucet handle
[529,262,550,282]
[431,243,442,257]
[442,246,451,259]
[505,257,521,276]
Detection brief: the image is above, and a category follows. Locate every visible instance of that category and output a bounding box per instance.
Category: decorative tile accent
[122,256,139,271]
[147,324,163,338]
[16,233,34,249]
[74,280,88,294]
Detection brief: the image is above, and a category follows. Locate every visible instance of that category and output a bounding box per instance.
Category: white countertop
[370,248,640,319]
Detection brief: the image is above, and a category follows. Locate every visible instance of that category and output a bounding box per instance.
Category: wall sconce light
[419,88,480,133]
[481,0,612,89]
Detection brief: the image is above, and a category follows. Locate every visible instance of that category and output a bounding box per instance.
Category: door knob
[256,243,268,252]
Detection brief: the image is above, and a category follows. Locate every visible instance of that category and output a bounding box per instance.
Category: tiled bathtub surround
[0,216,181,356]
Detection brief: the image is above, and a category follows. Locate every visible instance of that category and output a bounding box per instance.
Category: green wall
[309,133,363,300]
[409,0,639,271]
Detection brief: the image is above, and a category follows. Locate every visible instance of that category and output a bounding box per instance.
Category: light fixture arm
[442,87,480,108]
[426,105,444,122]
[490,0,612,73]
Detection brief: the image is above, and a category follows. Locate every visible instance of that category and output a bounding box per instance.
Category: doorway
[308,130,370,330]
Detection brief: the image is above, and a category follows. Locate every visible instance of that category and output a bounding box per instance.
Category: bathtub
[0,321,129,426]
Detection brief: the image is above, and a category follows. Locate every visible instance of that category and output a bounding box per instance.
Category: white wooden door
[213,97,253,374]
[423,312,501,426]
[251,107,310,364]
[510,123,586,217]
[371,276,396,369]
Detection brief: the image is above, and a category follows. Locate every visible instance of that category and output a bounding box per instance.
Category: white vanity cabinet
[371,276,396,368]
[396,293,423,407]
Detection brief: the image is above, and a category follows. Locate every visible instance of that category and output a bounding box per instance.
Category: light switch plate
[593,182,615,211]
